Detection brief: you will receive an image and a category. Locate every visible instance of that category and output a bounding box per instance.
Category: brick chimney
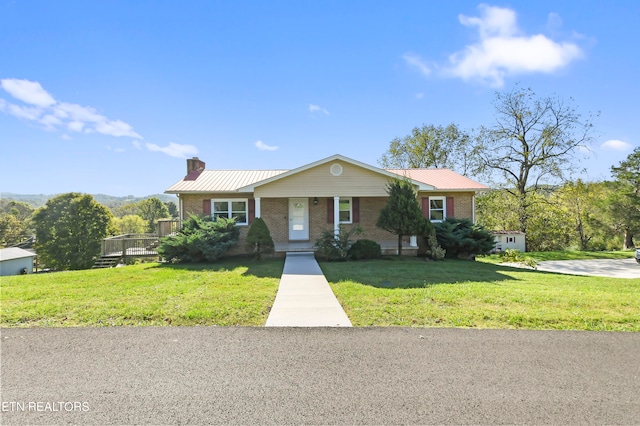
[185,157,206,180]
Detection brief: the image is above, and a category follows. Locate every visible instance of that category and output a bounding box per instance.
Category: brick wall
[178,192,476,250]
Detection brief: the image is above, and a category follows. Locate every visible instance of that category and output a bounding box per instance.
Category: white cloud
[1,78,56,106]
[5,103,43,121]
[94,119,142,138]
[106,145,126,153]
[413,5,584,87]
[61,133,72,140]
[403,53,431,76]
[415,92,425,100]
[255,140,278,151]
[1,78,198,158]
[67,121,85,133]
[145,142,199,158]
[309,104,329,115]
[601,139,633,152]
[0,78,142,139]
[132,140,142,150]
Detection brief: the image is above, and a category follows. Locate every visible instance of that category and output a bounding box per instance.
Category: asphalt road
[1,327,639,425]
[536,258,640,279]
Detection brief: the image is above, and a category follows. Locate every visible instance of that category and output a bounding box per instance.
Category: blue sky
[1,0,638,196]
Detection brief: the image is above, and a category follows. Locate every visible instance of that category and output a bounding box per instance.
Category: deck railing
[101,219,181,258]
[101,234,161,257]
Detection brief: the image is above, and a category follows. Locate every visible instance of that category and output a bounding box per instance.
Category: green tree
[380,123,479,176]
[115,203,140,218]
[609,147,640,249]
[245,217,274,260]
[113,215,148,235]
[165,201,179,218]
[0,214,25,247]
[0,200,34,247]
[474,86,597,237]
[552,180,605,250]
[475,189,521,232]
[138,197,170,233]
[32,193,115,270]
[376,179,431,255]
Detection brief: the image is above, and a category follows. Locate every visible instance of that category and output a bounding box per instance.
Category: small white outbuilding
[0,247,37,276]
[492,231,526,253]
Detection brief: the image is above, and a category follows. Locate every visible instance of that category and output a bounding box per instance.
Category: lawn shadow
[321,258,530,289]
[149,256,285,280]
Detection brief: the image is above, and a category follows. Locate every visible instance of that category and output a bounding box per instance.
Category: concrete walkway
[265,252,352,327]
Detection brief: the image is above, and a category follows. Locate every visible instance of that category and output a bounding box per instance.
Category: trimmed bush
[348,239,382,260]
[434,218,494,258]
[315,226,362,261]
[424,231,446,260]
[158,215,239,263]
[245,217,275,260]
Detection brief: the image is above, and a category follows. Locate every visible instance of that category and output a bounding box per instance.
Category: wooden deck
[95,220,181,267]
[101,234,162,257]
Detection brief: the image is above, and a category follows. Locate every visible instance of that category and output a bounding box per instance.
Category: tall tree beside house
[474,85,597,239]
[32,193,115,270]
[379,123,480,177]
[376,179,431,255]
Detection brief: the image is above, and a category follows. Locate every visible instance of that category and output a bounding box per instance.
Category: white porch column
[255,197,261,218]
[334,196,340,236]
[410,236,417,247]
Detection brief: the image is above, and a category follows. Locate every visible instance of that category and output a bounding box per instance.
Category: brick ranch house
[165,154,488,255]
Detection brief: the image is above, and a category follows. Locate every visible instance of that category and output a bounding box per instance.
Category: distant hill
[1,193,177,209]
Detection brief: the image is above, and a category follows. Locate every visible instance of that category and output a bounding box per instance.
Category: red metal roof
[387,168,488,191]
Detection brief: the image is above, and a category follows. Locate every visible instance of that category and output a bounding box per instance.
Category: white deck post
[334,196,340,236]
[255,197,261,218]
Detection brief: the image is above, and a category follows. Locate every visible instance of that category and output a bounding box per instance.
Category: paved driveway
[1,327,639,425]
[537,258,640,279]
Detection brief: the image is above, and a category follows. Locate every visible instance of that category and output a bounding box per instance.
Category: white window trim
[429,196,446,223]
[211,199,249,226]
[338,197,352,224]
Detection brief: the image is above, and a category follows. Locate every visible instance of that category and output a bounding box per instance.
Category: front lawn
[0,258,283,327]
[321,258,640,331]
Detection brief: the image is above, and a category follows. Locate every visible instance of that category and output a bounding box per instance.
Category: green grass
[0,258,283,327]
[321,257,640,331]
[3,253,639,331]
[479,250,634,264]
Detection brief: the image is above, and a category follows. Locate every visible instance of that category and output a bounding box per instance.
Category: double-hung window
[339,197,352,224]
[212,199,248,225]
[429,196,446,222]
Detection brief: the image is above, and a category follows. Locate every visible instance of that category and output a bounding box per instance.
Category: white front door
[288,198,309,241]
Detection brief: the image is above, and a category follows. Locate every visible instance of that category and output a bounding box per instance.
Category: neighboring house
[0,247,37,276]
[165,154,488,254]
[492,231,526,253]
